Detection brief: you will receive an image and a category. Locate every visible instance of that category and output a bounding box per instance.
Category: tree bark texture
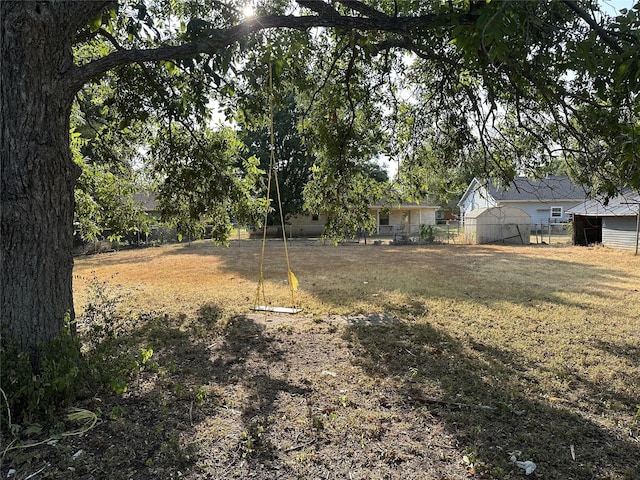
[1,2,86,364]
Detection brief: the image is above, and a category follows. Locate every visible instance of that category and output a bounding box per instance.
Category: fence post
[538,223,541,244]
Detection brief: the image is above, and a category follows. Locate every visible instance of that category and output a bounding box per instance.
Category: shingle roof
[132,192,158,212]
[567,189,640,217]
[488,176,588,202]
[370,194,439,209]
[369,201,439,209]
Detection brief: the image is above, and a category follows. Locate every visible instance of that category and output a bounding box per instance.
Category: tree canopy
[240,96,316,225]
[71,0,640,199]
[2,0,639,363]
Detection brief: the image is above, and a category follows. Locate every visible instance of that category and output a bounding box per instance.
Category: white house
[369,200,440,236]
[287,200,440,237]
[458,176,588,226]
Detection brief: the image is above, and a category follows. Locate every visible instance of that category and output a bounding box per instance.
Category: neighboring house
[286,212,327,236]
[458,176,588,226]
[131,191,178,243]
[287,200,441,237]
[136,190,441,239]
[132,192,160,219]
[369,200,440,236]
[567,189,640,251]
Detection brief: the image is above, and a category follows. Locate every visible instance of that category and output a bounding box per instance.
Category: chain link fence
[75,221,573,253]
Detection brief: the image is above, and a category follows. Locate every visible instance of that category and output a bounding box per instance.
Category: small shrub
[239,417,273,458]
[77,275,155,395]
[89,341,156,395]
[78,273,128,347]
[419,224,436,243]
[1,314,86,425]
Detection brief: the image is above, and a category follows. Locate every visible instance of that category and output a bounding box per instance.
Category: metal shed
[464,206,531,245]
[567,190,640,252]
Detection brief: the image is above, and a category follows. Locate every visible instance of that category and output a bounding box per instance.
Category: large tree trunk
[1,2,85,366]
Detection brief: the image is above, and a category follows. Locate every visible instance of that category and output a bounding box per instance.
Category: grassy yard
[5,241,640,479]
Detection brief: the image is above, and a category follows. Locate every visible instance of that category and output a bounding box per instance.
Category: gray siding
[504,201,578,225]
[602,217,639,250]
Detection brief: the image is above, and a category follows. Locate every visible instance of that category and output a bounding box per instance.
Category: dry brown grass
[73,239,640,333]
[7,240,639,479]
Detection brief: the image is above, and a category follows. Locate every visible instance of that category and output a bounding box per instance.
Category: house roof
[132,192,158,212]
[369,200,440,210]
[487,176,588,202]
[458,176,588,206]
[567,189,640,217]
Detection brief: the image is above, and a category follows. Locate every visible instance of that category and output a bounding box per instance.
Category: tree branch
[335,1,389,19]
[296,0,340,16]
[561,0,623,54]
[71,11,478,89]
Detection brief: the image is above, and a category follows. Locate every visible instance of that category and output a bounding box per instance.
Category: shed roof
[465,205,531,220]
[567,189,640,217]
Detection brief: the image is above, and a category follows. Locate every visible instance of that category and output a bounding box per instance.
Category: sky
[601,0,637,14]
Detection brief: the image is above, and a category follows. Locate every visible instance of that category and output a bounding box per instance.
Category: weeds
[77,272,129,347]
[0,314,85,426]
[0,276,136,466]
[239,417,273,458]
[419,224,436,243]
[75,275,159,395]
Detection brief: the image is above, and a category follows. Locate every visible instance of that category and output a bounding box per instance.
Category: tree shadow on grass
[207,314,310,415]
[1,307,316,480]
[343,320,640,480]
[590,338,640,364]
[143,311,312,473]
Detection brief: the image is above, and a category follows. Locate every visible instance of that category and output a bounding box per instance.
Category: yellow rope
[254,63,298,309]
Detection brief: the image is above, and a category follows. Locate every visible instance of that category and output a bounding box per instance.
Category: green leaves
[303,158,386,242]
[74,162,150,242]
[151,125,265,243]
[88,12,102,33]
[72,0,640,223]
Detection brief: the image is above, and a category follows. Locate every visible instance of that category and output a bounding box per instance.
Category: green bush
[77,275,155,395]
[1,314,86,426]
[419,224,436,243]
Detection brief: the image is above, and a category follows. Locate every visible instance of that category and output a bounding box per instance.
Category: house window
[379,212,389,226]
[550,206,563,218]
[312,214,319,221]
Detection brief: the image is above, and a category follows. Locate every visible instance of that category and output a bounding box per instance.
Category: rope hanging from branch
[252,63,301,314]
